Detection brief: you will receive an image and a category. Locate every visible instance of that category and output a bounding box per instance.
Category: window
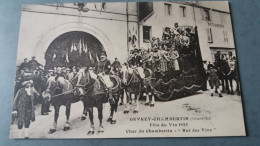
[143,26,151,42]
[164,3,172,15]
[223,31,228,43]
[206,28,213,43]
[202,9,211,21]
[180,6,186,18]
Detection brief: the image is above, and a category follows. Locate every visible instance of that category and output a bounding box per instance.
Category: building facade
[139,1,235,63]
[17,2,139,66]
[16,1,235,67]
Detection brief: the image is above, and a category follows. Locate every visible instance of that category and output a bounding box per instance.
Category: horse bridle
[46,80,58,95]
[123,68,144,86]
[75,72,98,95]
[45,79,75,98]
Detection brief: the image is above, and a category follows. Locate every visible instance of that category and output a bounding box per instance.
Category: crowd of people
[11,23,239,138]
[127,23,199,81]
[11,23,200,138]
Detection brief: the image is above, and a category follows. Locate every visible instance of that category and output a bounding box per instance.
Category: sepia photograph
[9,1,246,139]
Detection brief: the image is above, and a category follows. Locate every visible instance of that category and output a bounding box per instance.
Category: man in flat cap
[128,48,142,68]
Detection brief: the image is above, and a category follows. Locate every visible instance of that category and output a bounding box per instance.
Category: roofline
[167,1,231,14]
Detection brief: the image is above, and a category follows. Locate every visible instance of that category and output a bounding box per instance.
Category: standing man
[19,58,29,72]
[41,70,54,115]
[28,56,42,72]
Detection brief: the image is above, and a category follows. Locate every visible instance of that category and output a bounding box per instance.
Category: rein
[123,68,153,87]
[51,89,75,98]
[83,80,98,94]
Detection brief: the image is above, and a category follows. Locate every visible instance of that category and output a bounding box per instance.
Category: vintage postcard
[10,1,246,139]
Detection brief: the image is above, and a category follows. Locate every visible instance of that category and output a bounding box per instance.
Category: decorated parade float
[153,26,207,101]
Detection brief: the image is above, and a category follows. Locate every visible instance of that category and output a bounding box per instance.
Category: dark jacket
[111,61,121,69]
[13,88,35,126]
[129,55,142,67]
[28,60,42,71]
[95,59,111,75]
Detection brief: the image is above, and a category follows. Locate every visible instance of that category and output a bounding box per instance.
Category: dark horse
[214,57,240,95]
[121,65,153,113]
[42,76,87,134]
[75,67,121,135]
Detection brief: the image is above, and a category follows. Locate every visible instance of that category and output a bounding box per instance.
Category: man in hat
[95,52,113,86]
[19,58,29,72]
[95,52,111,75]
[28,56,42,72]
[41,70,55,115]
[64,68,71,80]
[12,74,38,139]
[95,52,114,103]
[173,23,182,35]
[111,58,121,75]
[46,69,54,78]
[128,49,142,67]
[55,67,66,81]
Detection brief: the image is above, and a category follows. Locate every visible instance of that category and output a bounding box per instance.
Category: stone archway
[34,22,114,66]
[44,31,104,70]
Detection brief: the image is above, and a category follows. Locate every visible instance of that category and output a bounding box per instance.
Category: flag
[83,41,88,53]
[66,51,69,63]
[70,43,74,52]
[82,40,85,52]
[78,39,82,54]
[72,42,77,52]
[89,51,93,61]
[96,53,99,62]
[53,53,56,60]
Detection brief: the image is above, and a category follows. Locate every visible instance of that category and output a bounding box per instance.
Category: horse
[214,57,240,95]
[215,58,232,94]
[42,75,87,134]
[74,67,121,135]
[141,68,156,107]
[121,65,155,113]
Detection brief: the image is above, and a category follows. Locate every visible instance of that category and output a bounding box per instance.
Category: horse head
[121,64,130,85]
[121,65,145,85]
[42,76,57,102]
[74,67,91,97]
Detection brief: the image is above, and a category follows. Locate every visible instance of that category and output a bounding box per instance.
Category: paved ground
[10,90,246,139]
